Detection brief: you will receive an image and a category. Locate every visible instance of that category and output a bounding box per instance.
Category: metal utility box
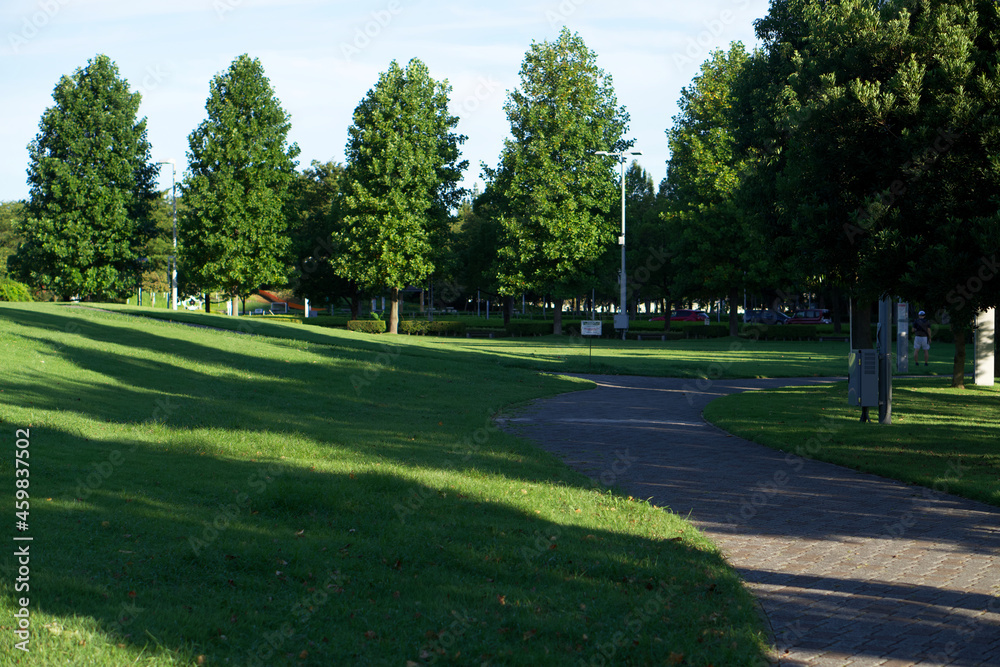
[848,349,878,407]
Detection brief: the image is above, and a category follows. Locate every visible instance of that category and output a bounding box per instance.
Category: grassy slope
[704,381,1000,507]
[0,303,768,666]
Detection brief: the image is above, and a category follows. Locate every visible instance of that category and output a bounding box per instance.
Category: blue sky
[1,0,769,203]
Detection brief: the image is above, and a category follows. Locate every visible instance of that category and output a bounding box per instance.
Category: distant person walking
[912,310,931,367]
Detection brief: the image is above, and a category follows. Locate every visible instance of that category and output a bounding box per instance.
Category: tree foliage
[12,54,157,300]
[180,54,300,305]
[287,160,364,313]
[486,28,631,332]
[739,0,1000,383]
[664,43,757,334]
[334,58,467,333]
[0,201,26,279]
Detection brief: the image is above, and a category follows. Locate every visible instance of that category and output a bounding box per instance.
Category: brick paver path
[501,375,1000,666]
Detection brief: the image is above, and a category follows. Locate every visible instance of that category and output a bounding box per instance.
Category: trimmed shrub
[506,321,553,336]
[397,320,467,336]
[301,315,351,328]
[347,320,386,334]
[398,320,429,335]
[0,279,33,302]
[428,321,466,336]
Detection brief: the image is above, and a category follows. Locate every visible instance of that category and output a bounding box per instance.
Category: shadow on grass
[0,305,593,481]
[14,425,766,667]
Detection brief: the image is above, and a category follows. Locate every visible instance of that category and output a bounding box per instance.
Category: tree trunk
[388,287,400,334]
[350,291,360,320]
[851,298,873,349]
[204,292,210,313]
[503,295,514,326]
[553,298,563,335]
[995,310,999,379]
[728,284,740,337]
[951,322,966,389]
[663,297,672,331]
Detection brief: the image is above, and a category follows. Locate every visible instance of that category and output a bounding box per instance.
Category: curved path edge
[499,374,1000,667]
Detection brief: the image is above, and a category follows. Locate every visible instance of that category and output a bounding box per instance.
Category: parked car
[652,309,710,323]
[789,308,831,325]
[744,309,791,325]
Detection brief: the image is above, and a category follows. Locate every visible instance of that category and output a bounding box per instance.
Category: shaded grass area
[0,303,768,666]
[703,380,1000,507]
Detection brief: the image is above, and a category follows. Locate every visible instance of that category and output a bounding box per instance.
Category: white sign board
[581,320,602,337]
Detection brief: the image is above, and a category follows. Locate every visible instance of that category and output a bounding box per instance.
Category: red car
[789,308,831,325]
[652,309,710,323]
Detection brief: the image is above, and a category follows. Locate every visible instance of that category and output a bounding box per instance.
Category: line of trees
[5,6,999,380]
[658,0,1000,387]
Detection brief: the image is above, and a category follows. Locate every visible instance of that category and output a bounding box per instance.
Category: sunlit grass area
[0,303,769,666]
[112,305,974,381]
[409,336,850,378]
[704,380,1000,507]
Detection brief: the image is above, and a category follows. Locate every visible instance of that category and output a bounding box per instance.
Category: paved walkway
[500,375,1000,667]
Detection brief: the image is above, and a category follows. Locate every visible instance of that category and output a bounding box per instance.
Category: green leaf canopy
[180,54,300,302]
[14,54,157,300]
[487,28,632,298]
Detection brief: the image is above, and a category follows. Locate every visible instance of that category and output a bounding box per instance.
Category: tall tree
[11,55,157,300]
[888,0,1000,387]
[180,54,300,311]
[664,43,754,335]
[0,201,26,278]
[486,28,632,334]
[334,58,467,334]
[748,0,1000,385]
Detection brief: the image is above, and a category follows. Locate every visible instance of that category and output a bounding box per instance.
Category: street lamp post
[595,149,641,340]
[156,160,178,310]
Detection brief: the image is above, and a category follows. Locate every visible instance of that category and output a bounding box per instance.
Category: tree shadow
[1,305,595,483]
[19,424,768,666]
[744,568,1000,666]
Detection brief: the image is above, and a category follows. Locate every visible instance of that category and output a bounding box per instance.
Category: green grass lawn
[0,303,769,666]
[401,334,974,380]
[703,380,1000,507]
[118,306,973,381]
